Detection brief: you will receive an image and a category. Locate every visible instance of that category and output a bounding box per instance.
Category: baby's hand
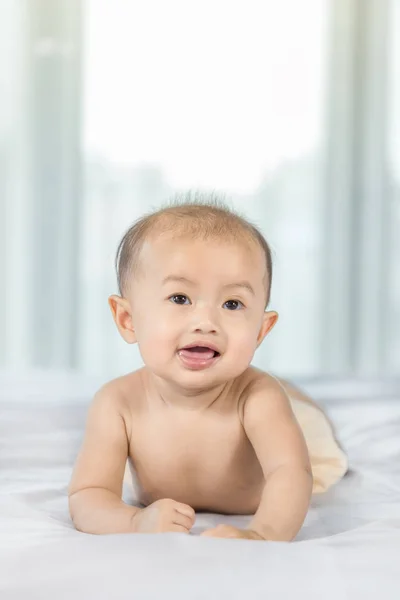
[200,524,264,540]
[131,498,195,534]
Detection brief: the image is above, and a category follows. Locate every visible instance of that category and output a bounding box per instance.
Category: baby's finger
[170,523,190,534]
[200,528,219,537]
[174,502,195,520]
[172,512,194,531]
[200,526,238,538]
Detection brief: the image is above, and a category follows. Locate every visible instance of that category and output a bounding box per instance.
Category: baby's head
[109,194,278,390]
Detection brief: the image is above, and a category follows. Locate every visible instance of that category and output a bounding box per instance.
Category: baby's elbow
[68,489,88,532]
[68,493,79,528]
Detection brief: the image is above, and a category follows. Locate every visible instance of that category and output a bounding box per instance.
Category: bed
[0,370,399,599]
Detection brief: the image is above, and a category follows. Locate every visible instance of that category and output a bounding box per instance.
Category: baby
[69,198,313,541]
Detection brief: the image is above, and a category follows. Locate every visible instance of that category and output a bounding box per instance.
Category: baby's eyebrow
[162,275,255,296]
[223,281,255,296]
[162,275,195,286]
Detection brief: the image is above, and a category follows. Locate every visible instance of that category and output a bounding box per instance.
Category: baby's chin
[148,360,249,395]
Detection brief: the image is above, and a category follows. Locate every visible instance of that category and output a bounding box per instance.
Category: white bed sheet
[0,370,399,599]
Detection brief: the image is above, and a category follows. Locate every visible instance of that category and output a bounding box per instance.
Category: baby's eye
[169,294,191,305]
[223,299,244,311]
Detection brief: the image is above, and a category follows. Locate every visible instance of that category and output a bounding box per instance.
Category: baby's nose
[193,322,217,334]
[191,306,219,334]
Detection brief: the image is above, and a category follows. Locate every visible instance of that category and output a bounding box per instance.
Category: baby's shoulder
[236,367,287,417]
[92,368,146,413]
[238,366,283,396]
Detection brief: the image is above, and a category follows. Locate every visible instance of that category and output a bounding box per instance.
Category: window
[1,0,398,379]
[80,0,329,377]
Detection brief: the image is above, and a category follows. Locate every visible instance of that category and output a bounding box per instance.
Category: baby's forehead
[148,232,261,258]
[140,234,267,280]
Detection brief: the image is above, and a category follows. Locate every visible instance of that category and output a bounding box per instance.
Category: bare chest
[128,411,264,513]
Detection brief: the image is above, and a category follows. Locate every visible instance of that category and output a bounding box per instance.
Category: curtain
[388,0,400,373]
[1,0,399,379]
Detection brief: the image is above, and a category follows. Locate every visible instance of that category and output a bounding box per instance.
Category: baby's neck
[145,369,232,411]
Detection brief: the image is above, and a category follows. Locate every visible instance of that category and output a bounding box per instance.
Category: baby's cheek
[230,330,258,361]
[142,316,177,353]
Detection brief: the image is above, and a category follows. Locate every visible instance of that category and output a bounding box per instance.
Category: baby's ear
[108,295,137,344]
[256,311,278,347]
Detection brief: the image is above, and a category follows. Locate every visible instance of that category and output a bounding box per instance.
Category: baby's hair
[115,191,273,305]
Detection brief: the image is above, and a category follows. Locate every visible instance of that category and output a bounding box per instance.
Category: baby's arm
[243,378,313,541]
[68,385,138,534]
[69,384,195,535]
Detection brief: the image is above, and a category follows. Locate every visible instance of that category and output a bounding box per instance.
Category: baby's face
[127,234,276,390]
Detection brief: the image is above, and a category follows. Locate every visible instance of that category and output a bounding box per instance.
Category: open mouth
[177,345,221,370]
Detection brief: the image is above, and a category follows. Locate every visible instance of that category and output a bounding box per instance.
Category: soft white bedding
[0,370,399,599]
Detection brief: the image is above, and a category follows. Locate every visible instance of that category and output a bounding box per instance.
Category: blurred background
[0,0,399,379]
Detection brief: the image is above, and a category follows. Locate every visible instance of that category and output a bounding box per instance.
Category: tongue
[179,347,215,360]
